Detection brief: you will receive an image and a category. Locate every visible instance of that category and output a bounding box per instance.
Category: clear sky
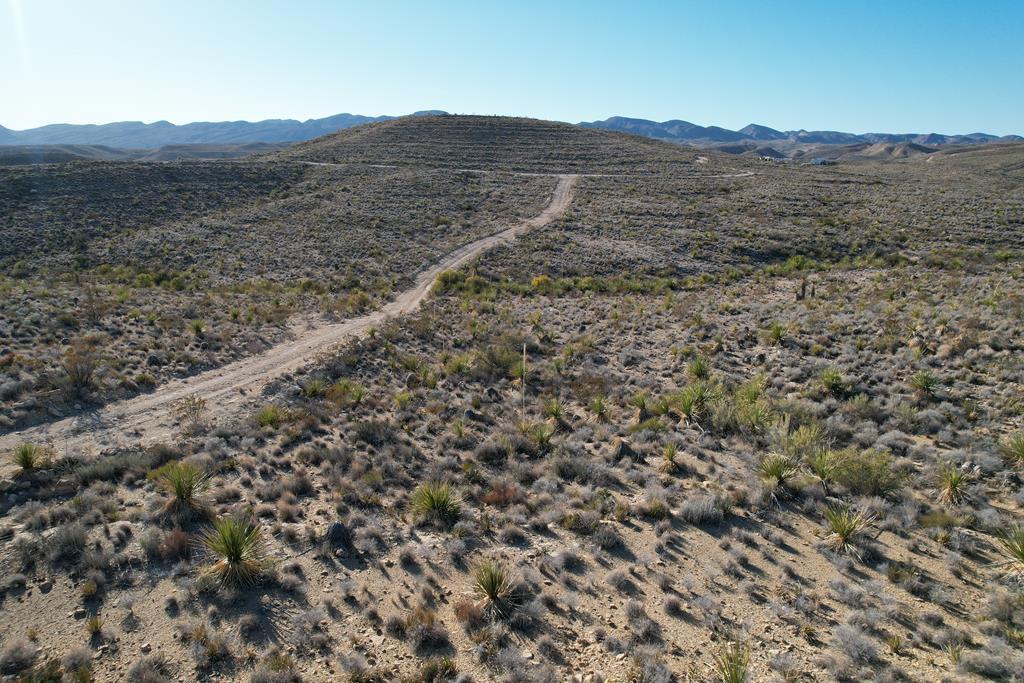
[3,0,1022,134]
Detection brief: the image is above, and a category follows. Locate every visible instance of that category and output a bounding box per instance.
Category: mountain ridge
[1,111,1019,151]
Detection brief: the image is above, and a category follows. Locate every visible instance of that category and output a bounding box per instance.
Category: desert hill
[279,114,703,173]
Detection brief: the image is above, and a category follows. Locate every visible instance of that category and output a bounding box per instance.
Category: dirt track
[0,166,758,458]
[0,174,579,457]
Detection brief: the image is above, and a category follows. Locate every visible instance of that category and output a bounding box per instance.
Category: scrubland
[0,117,1022,682]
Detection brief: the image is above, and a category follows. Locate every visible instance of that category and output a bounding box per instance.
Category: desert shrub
[201,515,270,586]
[354,420,394,446]
[474,559,522,618]
[409,481,461,526]
[834,448,901,497]
[154,461,209,520]
[48,522,87,563]
[158,529,191,561]
[126,654,173,682]
[254,405,288,429]
[823,506,872,556]
[409,657,458,682]
[473,345,521,380]
[404,604,450,652]
[172,394,207,431]
[0,637,36,674]
[996,524,1024,575]
[11,443,49,471]
[679,494,725,525]
[820,366,848,398]
[1001,432,1024,466]
[909,370,938,399]
[60,345,96,398]
[832,623,877,663]
[714,641,750,683]
[936,463,970,505]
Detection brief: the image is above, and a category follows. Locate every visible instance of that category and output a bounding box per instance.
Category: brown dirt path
[0,174,579,457]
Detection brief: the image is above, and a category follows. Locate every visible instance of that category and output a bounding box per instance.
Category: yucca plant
[804,448,844,496]
[201,515,269,586]
[675,381,710,425]
[759,453,799,494]
[409,481,461,527]
[530,424,555,452]
[823,506,873,556]
[936,463,970,506]
[996,524,1024,576]
[473,559,519,618]
[544,398,570,432]
[157,461,209,520]
[629,391,651,423]
[714,640,750,683]
[589,395,608,422]
[820,366,847,398]
[302,378,327,398]
[255,404,287,428]
[11,442,48,471]
[766,321,786,345]
[661,443,681,474]
[1001,432,1024,466]
[688,355,710,380]
[909,370,938,399]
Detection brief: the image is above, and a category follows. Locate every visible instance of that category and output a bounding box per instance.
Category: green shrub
[688,355,710,380]
[473,560,518,617]
[409,482,461,526]
[153,461,209,520]
[996,524,1024,575]
[936,464,970,505]
[254,404,287,428]
[823,506,872,555]
[820,367,847,398]
[675,381,711,424]
[1001,432,1024,466]
[909,370,938,398]
[759,453,798,493]
[834,448,901,497]
[302,378,328,398]
[714,641,750,683]
[11,443,48,471]
[201,515,269,586]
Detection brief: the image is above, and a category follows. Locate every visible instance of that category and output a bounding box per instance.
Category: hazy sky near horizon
[3,0,1022,134]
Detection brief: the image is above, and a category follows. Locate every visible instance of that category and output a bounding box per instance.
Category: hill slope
[280,114,701,173]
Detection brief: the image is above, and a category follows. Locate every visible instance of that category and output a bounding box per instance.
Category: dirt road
[0,174,579,457]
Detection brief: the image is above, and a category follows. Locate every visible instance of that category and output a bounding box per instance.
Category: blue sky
[3,0,1022,134]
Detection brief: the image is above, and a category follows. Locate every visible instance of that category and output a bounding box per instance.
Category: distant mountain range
[0,111,446,148]
[579,116,1022,147]
[0,111,1018,155]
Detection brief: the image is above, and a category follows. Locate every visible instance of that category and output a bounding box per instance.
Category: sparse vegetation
[1,115,1022,681]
